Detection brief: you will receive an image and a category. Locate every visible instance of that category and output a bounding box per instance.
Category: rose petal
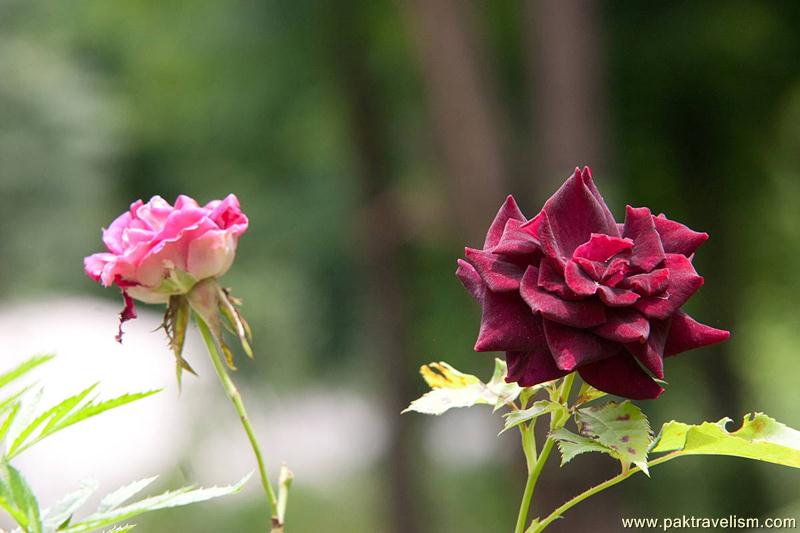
[456,259,485,301]
[187,229,237,280]
[538,257,581,300]
[573,233,633,262]
[593,308,650,343]
[664,311,730,357]
[654,214,708,257]
[581,166,621,236]
[525,211,565,264]
[564,260,598,295]
[543,319,618,371]
[634,254,704,319]
[623,205,666,272]
[84,253,116,286]
[475,290,541,352]
[464,248,525,292]
[624,319,669,378]
[207,194,249,235]
[492,218,541,257]
[578,353,664,400]
[484,195,526,249]
[506,347,569,387]
[521,266,606,327]
[602,258,629,286]
[620,268,669,296]
[597,285,640,307]
[540,167,620,256]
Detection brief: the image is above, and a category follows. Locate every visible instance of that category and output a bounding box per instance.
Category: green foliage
[6,385,160,459]
[652,413,800,468]
[403,358,523,416]
[0,460,42,533]
[0,355,248,532]
[58,475,250,533]
[552,401,653,474]
[501,401,566,436]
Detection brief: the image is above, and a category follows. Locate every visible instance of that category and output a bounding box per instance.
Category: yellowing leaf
[404,359,521,416]
[652,413,800,468]
[419,362,480,389]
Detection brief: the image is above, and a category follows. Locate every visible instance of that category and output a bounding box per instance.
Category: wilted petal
[664,311,730,357]
[541,167,620,255]
[544,320,618,371]
[593,308,650,343]
[456,259,485,301]
[634,254,704,319]
[115,288,138,343]
[521,266,606,327]
[484,195,526,249]
[597,285,640,307]
[475,290,541,352]
[464,248,525,292]
[506,347,569,387]
[653,214,708,256]
[623,206,665,272]
[624,319,669,378]
[578,353,664,400]
[492,218,541,257]
[621,268,669,296]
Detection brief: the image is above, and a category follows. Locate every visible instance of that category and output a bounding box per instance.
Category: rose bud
[456,167,729,399]
[84,194,252,379]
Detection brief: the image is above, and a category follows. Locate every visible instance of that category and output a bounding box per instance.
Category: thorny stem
[196,315,281,530]
[513,373,577,533]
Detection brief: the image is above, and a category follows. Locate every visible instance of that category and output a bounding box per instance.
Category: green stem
[513,373,577,533]
[195,315,280,528]
[530,452,684,532]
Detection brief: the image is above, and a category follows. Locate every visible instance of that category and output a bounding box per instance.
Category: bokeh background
[1,1,799,531]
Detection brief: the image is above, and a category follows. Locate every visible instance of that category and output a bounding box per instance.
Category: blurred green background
[1,0,799,531]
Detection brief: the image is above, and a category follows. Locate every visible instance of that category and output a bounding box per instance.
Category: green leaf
[8,389,160,458]
[0,355,53,391]
[7,384,98,457]
[575,401,652,473]
[42,479,98,530]
[0,402,22,444]
[96,477,158,514]
[500,401,567,435]
[101,525,135,533]
[0,460,42,533]
[62,474,251,533]
[5,388,44,455]
[652,413,800,468]
[551,428,614,466]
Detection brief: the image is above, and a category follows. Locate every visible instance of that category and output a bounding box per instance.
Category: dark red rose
[456,167,729,399]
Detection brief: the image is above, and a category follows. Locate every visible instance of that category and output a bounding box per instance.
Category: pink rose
[85,194,248,340]
[456,167,729,399]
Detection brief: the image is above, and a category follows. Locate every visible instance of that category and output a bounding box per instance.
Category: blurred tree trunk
[525,0,608,199]
[331,5,422,533]
[404,0,510,243]
[524,2,618,532]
